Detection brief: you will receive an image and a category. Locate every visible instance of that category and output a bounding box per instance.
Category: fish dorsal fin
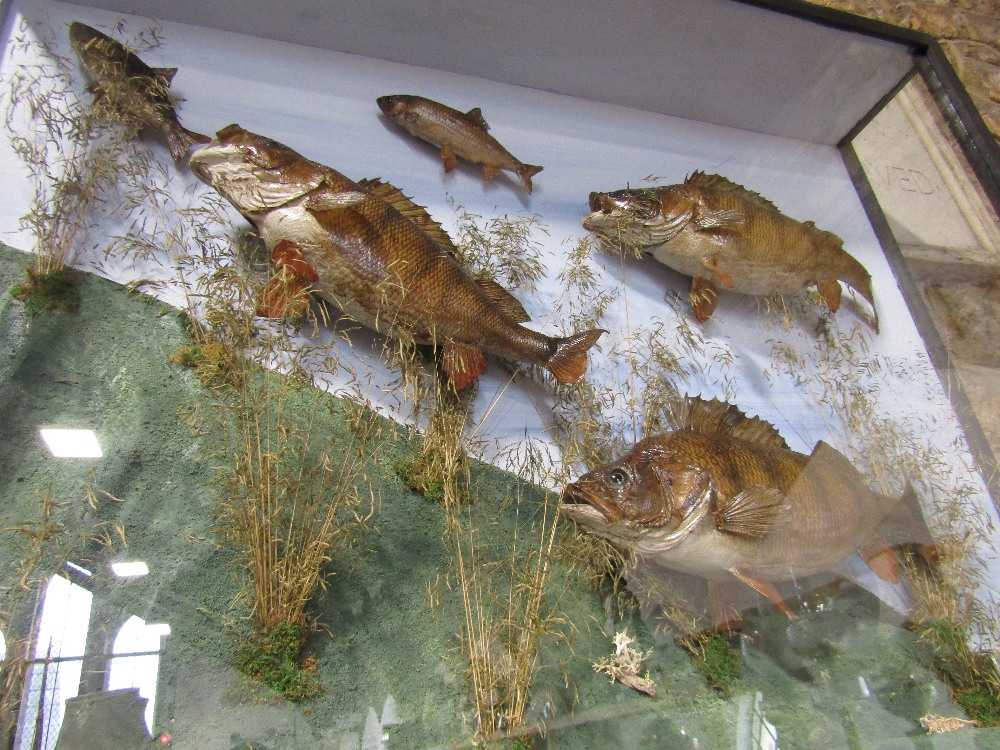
[465,107,489,130]
[714,485,789,540]
[667,396,789,449]
[153,66,177,86]
[684,170,780,212]
[357,178,460,256]
[475,278,530,322]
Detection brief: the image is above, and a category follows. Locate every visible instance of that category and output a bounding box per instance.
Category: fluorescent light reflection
[39,429,102,458]
[111,561,149,578]
[108,617,170,733]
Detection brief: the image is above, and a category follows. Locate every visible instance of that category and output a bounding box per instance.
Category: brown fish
[189,124,604,389]
[377,94,543,193]
[560,397,929,623]
[583,172,878,331]
[69,21,209,163]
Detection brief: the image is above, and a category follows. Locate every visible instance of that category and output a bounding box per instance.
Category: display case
[1,0,999,747]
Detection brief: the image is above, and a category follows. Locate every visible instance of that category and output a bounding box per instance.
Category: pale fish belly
[648,237,818,296]
[649,525,863,583]
[639,527,748,581]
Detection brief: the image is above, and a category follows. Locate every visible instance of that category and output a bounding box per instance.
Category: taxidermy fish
[560,396,930,624]
[189,124,605,390]
[69,21,209,163]
[583,172,878,331]
[377,94,543,193]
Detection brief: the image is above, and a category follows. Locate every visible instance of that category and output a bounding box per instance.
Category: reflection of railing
[11,572,169,749]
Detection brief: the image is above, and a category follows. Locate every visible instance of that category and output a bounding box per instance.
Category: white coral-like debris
[593,628,657,698]
[919,713,979,733]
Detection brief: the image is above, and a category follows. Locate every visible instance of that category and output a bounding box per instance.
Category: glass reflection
[14,575,92,750]
[37,429,102,458]
[107,616,170,733]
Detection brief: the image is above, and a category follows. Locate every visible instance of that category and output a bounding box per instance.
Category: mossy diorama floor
[1,245,998,749]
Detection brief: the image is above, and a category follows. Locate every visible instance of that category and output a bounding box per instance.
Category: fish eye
[605,468,629,489]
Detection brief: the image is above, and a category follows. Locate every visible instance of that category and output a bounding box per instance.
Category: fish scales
[561,396,930,620]
[583,172,878,330]
[377,94,543,193]
[190,125,603,389]
[69,22,209,163]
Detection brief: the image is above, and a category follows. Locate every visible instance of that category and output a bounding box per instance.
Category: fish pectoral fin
[465,107,489,130]
[475,279,530,322]
[713,485,789,540]
[816,279,843,312]
[440,146,458,173]
[256,268,311,319]
[689,277,719,323]
[859,539,900,584]
[702,257,735,289]
[692,207,744,231]
[441,341,487,391]
[305,190,367,212]
[728,568,798,620]
[271,239,319,283]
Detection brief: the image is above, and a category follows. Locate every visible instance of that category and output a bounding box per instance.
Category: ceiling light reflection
[111,561,150,578]
[39,428,102,458]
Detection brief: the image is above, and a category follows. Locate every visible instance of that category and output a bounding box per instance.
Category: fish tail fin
[168,126,212,164]
[838,255,879,333]
[517,163,544,193]
[545,328,606,384]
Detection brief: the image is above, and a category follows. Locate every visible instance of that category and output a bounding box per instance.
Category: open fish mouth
[560,481,625,523]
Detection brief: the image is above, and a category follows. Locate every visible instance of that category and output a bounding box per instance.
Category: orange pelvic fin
[859,539,900,584]
[728,568,797,620]
[441,146,458,173]
[545,329,606,384]
[817,279,843,312]
[271,239,319,283]
[690,276,719,323]
[702,257,734,288]
[707,580,744,632]
[516,163,543,194]
[256,268,311,318]
[441,341,487,391]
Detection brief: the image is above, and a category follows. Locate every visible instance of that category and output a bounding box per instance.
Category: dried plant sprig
[3,20,157,278]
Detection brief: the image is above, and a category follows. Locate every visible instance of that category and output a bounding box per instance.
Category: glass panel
[1,1,999,748]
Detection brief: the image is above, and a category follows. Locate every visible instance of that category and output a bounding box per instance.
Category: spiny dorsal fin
[475,278,530,322]
[684,170,780,212]
[357,177,459,256]
[713,485,789,540]
[465,107,489,130]
[666,396,789,449]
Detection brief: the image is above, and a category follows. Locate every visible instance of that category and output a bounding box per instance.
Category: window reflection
[107,616,170,733]
[14,575,92,750]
